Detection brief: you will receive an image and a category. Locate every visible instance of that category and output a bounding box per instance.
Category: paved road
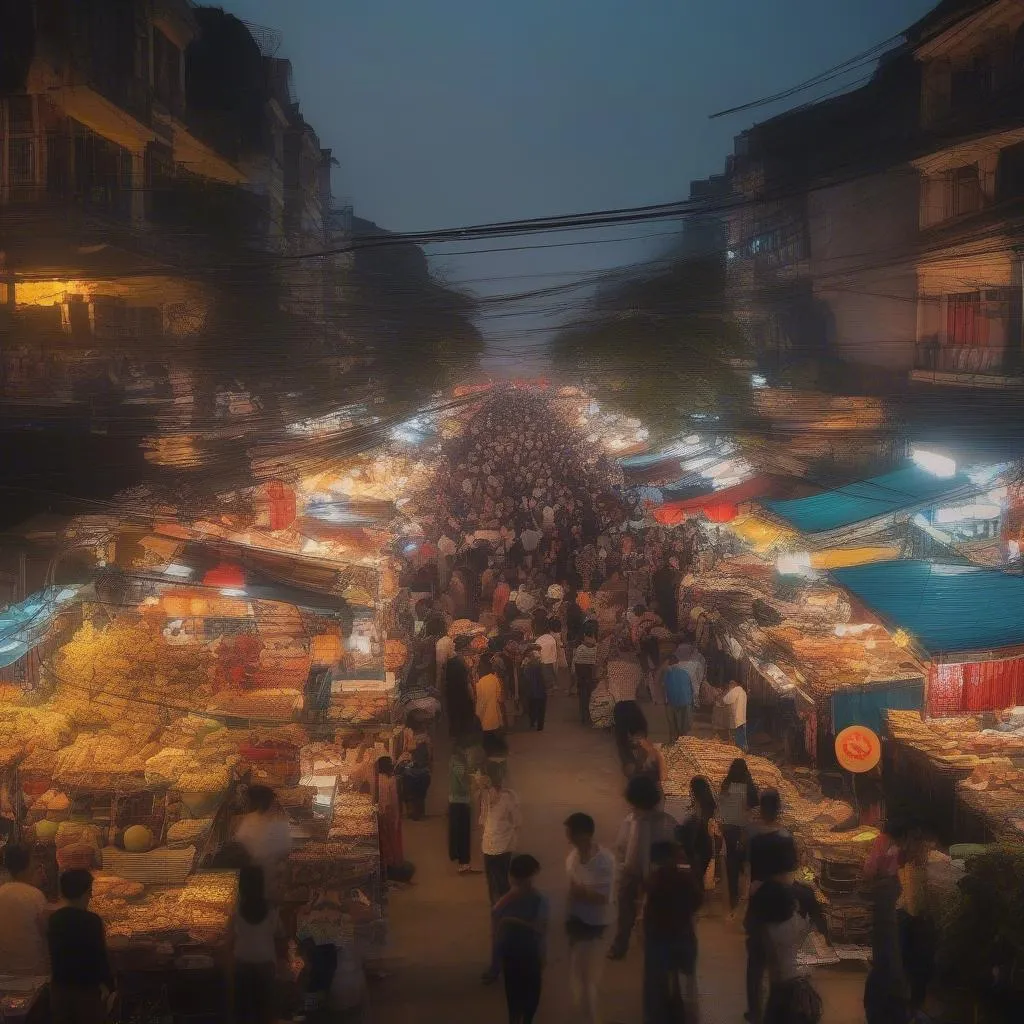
[370,695,867,1023]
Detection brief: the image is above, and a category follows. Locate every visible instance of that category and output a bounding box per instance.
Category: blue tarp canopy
[831,560,1024,656]
[0,585,82,668]
[832,680,925,735]
[762,465,975,536]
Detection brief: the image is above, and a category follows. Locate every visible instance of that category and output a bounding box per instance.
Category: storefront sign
[834,725,881,773]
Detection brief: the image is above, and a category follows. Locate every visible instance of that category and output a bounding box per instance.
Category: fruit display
[206,688,303,720]
[328,694,391,726]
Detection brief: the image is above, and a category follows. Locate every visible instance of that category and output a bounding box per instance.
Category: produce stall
[885,709,1024,845]
[682,556,923,764]
[662,737,876,948]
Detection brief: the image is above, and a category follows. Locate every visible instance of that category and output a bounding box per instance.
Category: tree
[550,254,749,441]
[346,217,485,407]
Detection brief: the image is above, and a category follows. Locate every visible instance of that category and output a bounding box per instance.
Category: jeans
[666,704,693,742]
[527,696,547,731]
[485,851,513,905]
[721,824,746,910]
[610,871,643,956]
[576,665,596,725]
[567,929,606,1024]
[502,953,542,1024]
[233,961,275,1024]
[734,723,748,751]
[448,802,471,865]
[643,937,697,1024]
[746,934,766,1024]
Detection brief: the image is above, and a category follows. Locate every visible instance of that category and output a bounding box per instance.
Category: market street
[372,698,867,1024]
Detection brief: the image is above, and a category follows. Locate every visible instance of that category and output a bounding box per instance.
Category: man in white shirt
[0,843,49,977]
[535,617,560,689]
[479,763,522,982]
[720,678,749,751]
[235,785,292,894]
[564,813,615,1024]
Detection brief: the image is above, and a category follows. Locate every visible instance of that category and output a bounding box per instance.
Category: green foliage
[939,847,1024,991]
[550,255,750,442]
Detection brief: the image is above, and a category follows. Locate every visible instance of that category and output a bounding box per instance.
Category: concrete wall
[808,168,920,371]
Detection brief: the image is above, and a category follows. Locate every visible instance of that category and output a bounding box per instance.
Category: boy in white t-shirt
[720,679,749,751]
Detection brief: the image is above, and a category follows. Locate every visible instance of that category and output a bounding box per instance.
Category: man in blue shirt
[662,654,695,742]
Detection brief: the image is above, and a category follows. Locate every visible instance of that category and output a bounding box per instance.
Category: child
[231,865,284,1024]
[493,854,549,1024]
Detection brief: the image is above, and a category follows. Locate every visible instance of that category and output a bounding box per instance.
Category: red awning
[651,475,774,526]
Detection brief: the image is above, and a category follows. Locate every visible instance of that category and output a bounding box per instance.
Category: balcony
[911,340,1024,387]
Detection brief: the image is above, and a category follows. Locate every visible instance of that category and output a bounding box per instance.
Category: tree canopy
[550,254,749,441]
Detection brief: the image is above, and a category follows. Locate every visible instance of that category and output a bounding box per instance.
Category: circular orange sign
[834,725,882,773]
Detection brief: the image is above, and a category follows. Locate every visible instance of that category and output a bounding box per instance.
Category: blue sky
[224,0,936,363]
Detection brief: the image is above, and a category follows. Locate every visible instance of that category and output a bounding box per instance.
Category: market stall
[662,736,876,948]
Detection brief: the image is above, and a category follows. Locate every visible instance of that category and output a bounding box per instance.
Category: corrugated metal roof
[762,465,973,535]
[831,560,1024,656]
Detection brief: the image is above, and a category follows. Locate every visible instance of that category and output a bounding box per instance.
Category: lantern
[310,633,343,665]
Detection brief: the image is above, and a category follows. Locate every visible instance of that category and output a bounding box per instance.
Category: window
[946,292,988,347]
[951,54,992,110]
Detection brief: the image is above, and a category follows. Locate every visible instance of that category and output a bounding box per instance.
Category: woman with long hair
[231,866,284,1024]
[720,757,760,916]
[678,775,718,894]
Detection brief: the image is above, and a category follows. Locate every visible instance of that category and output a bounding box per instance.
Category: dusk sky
[225,0,936,364]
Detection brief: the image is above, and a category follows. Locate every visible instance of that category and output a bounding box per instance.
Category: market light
[751,373,768,388]
[776,551,812,576]
[164,563,192,579]
[934,502,1001,524]
[219,588,246,598]
[911,448,956,478]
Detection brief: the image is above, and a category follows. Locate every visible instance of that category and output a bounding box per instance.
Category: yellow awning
[729,514,796,553]
[810,546,903,570]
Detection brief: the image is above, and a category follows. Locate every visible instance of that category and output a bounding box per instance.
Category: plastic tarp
[833,680,924,735]
[809,546,903,570]
[651,475,774,526]
[831,560,1024,656]
[763,465,975,536]
[927,656,1024,716]
[0,585,81,668]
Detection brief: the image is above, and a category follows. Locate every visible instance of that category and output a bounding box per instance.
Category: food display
[662,737,861,852]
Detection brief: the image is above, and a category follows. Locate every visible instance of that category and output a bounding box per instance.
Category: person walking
[535,617,561,691]
[521,645,548,732]
[481,762,522,981]
[475,653,506,745]
[661,654,696,743]
[0,843,50,978]
[608,775,677,961]
[493,854,549,1024]
[448,741,480,875]
[445,636,478,740]
[230,865,285,1024]
[745,789,798,1024]
[572,622,599,725]
[719,757,760,918]
[677,775,718,895]
[564,813,615,1024]
[719,678,749,751]
[643,840,703,1024]
[607,639,646,773]
[47,870,115,1024]
[751,873,826,1024]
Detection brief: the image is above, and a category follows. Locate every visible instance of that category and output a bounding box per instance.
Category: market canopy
[831,560,1024,657]
[762,465,977,543]
[651,475,778,526]
[0,585,82,668]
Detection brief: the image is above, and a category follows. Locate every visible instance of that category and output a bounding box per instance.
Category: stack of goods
[887,710,1024,840]
[206,688,302,721]
[662,737,861,855]
[53,620,213,730]
[239,726,306,788]
[328,791,379,855]
[0,704,72,776]
[329,693,391,726]
[96,871,237,953]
